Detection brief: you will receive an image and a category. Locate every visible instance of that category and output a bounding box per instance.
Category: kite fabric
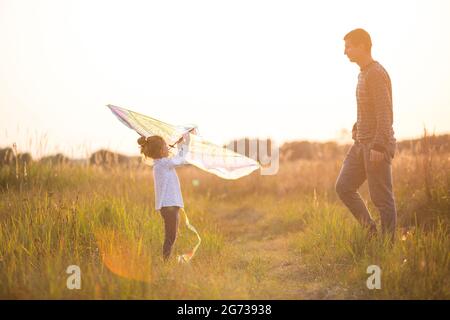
[107,104,260,179]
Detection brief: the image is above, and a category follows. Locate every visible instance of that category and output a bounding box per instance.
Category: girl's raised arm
[167,133,190,168]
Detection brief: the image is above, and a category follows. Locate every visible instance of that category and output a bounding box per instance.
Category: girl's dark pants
[160,206,180,260]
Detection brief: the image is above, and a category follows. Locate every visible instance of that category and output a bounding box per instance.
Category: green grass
[0,151,448,299]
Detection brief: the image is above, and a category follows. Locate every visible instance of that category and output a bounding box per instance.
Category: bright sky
[1,0,449,159]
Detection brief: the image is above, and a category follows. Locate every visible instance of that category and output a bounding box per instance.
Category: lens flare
[95,227,152,283]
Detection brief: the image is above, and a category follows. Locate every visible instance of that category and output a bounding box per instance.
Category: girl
[137,134,189,260]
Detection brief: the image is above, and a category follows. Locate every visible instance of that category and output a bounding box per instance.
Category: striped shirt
[354,61,396,152]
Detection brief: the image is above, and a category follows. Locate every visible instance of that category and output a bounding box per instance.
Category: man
[336,28,397,240]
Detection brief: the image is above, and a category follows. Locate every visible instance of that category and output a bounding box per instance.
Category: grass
[0,147,449,299]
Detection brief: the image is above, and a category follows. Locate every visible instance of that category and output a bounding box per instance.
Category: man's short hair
[344,28,372,51]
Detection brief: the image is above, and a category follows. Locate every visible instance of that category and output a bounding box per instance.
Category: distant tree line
[227,134,450,162]
[1,134,448,167]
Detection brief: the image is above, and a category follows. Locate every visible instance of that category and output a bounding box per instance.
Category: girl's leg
[160,206,180,260]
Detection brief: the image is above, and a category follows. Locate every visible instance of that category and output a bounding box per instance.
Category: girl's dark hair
[137,135,166,159]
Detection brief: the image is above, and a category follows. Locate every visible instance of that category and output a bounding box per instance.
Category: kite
[107,104,260,179]
[106,104,260,265]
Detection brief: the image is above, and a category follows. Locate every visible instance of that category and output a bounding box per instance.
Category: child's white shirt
[152,141,189,211]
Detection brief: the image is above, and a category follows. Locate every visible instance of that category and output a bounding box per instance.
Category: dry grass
[0,144,448,299]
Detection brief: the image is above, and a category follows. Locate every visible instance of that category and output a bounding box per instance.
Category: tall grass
[0,140,448,299]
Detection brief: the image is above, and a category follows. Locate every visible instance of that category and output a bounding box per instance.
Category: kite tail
[177,208,201,264]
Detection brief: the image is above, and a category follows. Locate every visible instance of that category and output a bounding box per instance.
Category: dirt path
[210,204,338,299]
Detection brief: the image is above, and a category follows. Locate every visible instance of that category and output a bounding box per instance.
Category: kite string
[177,208,202,264]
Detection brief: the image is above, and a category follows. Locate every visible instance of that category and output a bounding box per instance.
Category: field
[0,141,449,299]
